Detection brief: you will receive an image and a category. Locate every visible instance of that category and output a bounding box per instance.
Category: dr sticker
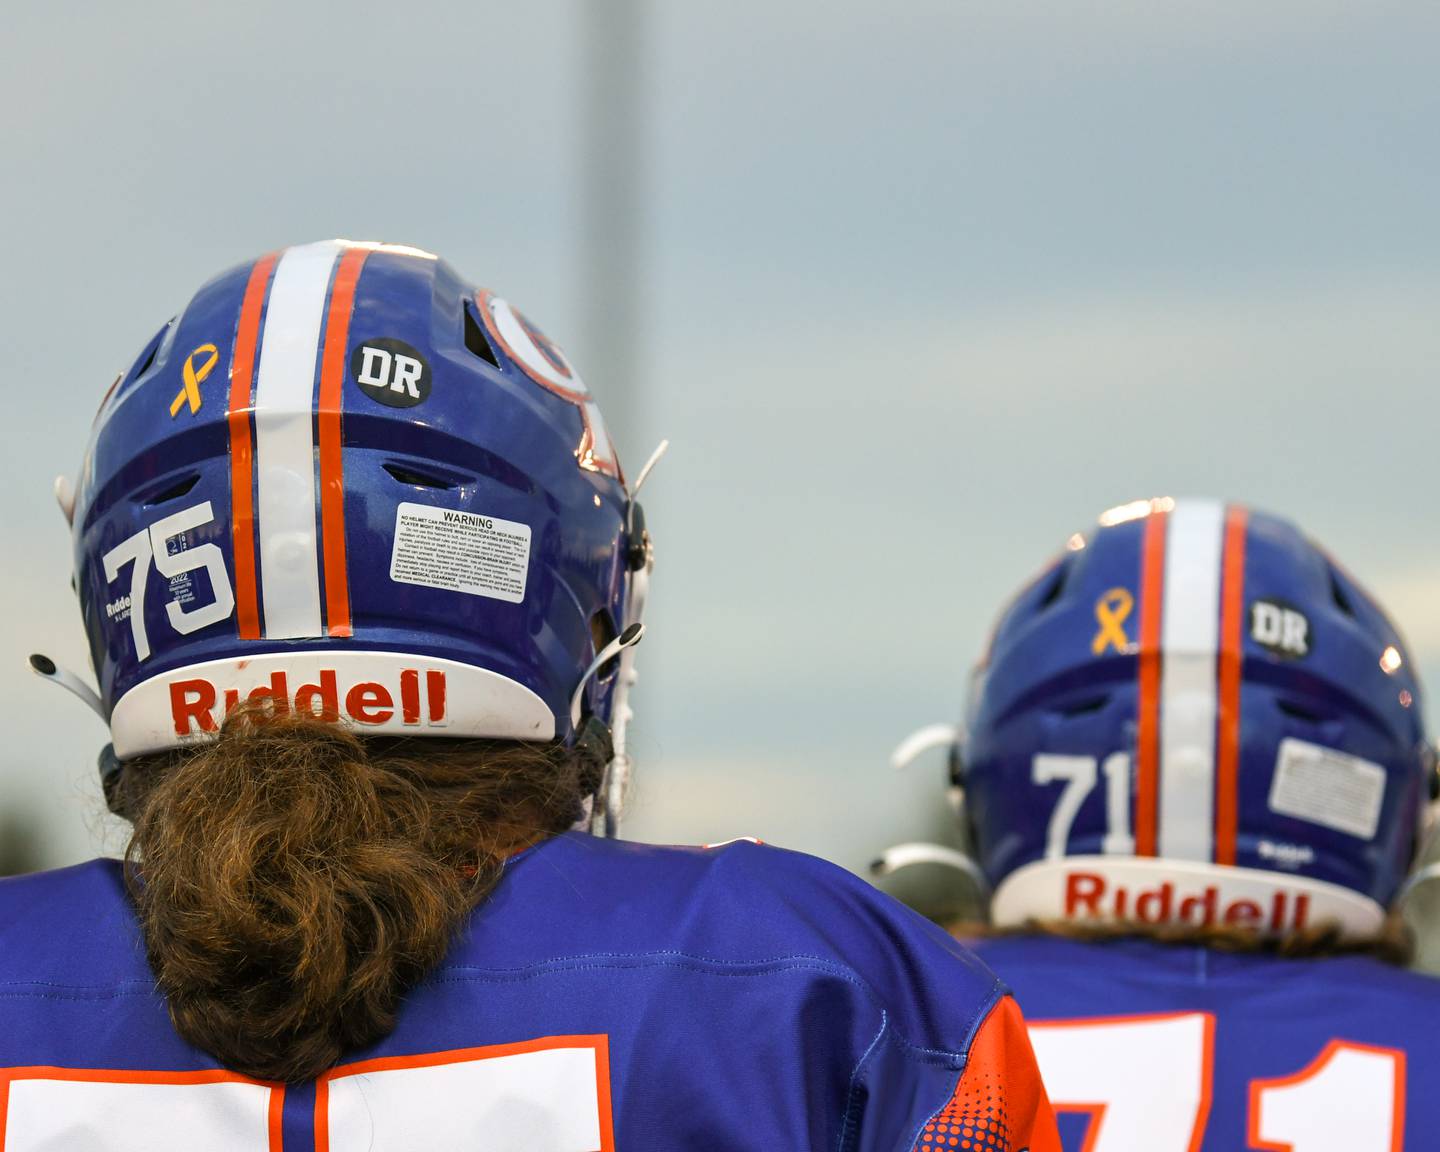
[1250,598,1311,659]
[350,338,432,407]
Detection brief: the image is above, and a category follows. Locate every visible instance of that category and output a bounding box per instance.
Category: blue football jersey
[0,833,1057,1151]
[968,932,1440,1151]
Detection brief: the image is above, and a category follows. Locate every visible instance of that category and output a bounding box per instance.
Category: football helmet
[36,240,656,832]
[884,499,1433,939]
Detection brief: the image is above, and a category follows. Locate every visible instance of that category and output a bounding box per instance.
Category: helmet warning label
[1268,737,1386,841]
[389,502,531,604]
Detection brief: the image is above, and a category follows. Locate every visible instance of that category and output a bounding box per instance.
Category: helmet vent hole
[1330,570,1356,618]
[464,300,499,368]
[132,343,160,382]
[590,611,620,682]
[142,473,200,506]
[383,462,456,490]
[1035,564,1067,611]
[1058,695,1108,718]
[128,320,172,383]
[1277,699,1326,725]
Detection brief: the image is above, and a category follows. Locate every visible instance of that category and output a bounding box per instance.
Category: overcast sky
[3,0,1438,874]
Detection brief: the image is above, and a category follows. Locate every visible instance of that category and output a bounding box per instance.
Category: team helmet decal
[68,241,640,759]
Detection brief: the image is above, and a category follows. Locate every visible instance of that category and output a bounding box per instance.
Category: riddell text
[1064,870,1312,933]
[169,669,449,735]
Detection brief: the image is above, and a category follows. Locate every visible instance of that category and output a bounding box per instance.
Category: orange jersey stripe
[228,253,278,640]
[1214,505,1249,866]
[267,1085,285,1152]
[316,246,370,638]
[1135,506,1169,858]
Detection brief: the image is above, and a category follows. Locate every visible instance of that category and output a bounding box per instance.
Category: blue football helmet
[884,499,1434,939]
[37,241,657,833]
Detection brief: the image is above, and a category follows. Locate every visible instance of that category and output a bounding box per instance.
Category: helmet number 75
[102,502,236,662]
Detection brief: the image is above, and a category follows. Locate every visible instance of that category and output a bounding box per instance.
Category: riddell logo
[169,669,449,737]
[1064,871,1311,933]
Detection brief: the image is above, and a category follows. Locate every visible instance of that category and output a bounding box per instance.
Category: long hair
[950,916,1414,965]
[111,708,599,1083]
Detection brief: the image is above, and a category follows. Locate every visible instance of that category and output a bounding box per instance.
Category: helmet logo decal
[1063,869,1312,932]
[108,651,555,757]
[1091,588,1134,655]
[169,666,448,737]
[168,344,219,418]
[1250,599,1310,659]
[350,338,431,408]
[475,290,621,479]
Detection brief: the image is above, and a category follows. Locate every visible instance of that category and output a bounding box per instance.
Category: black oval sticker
[350,338,432,408]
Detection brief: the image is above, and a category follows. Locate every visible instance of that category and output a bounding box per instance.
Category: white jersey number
[0,1036,613,1151]
[1028,1012,1212,1152]
[1029,1013,1404,1152]
[1250,1040,1403,1152]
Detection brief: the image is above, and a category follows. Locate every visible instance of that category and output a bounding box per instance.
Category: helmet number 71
[1032,752,1135,858]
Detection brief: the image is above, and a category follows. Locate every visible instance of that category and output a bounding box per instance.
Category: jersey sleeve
[907,996,1061,1152]
[751,850,1060,1152]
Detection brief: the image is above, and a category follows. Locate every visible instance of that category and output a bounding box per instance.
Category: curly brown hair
[111,708,599,1083]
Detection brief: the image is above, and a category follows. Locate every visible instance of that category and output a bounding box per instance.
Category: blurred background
[3,3,1438,918]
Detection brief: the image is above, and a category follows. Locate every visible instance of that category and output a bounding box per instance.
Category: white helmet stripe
[252,241,343,639]
[1158,498,1226,861]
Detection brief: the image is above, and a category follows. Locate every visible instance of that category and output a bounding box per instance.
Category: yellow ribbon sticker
[169,343,220,418]
[1092,587,1134,655]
